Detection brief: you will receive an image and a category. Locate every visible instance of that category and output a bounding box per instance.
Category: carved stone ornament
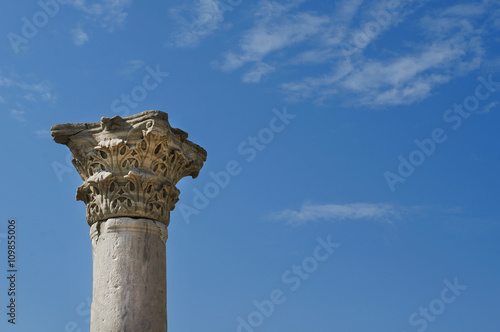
[51,111,207,226]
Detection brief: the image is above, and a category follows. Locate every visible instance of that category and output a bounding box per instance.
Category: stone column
[51,111,206,332]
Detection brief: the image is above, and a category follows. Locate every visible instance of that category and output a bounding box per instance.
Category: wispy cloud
[331,0,363,24]
[242,62,276,83]
[0,76,13,87]
[168,0,225,48]
[268,202,400,226]
[212,0,412,84]
[35,129,51,138]
[479,101,498,114]
[71,0,132,32]
[217,2,329,72]
[440,3,487,17]
[118,59,145,77]
[18,82,55,102]
[71,27,89,46]
[2,73,55,124]
[280,1,491,106]
[0,73,56,103]
[342,39,478,105]
[202,0,498,106]
[10,109,26,122]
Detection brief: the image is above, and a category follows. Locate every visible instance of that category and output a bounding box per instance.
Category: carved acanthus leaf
[51,111,207,226]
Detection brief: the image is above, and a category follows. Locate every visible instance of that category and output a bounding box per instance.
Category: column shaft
[90,218,168,332]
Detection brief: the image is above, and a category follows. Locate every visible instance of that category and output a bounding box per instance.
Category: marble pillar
[51,110,206,331]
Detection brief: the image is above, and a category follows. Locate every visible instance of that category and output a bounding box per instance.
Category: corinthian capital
[51,110,207,226]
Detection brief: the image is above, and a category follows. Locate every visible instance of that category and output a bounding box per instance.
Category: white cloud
[35,129,51,138]
[213,0,413,85]
[0,76,13,87]
[282,2,488,106]
[242,62,276,83]
[71,0,132,32]
[250,0,307,18]
[168,0,225,48]
[341,39,473,105]
[268,202,400,226]
[333,0,363,24]
[0,73,56,103]
[216,0,411,72]
[10,109,26,122]
[219,10,330,71]
[18,82,56,102]
[291,0,404,65]
[291,48,337,64]
[281,62,353,102]
[205,0,497,104]
[479,101,498,114]
[118,59,145,77]
[440,3,487,17]
[24,94,36,101]
[71,27,89,46]
[0,96,5,103]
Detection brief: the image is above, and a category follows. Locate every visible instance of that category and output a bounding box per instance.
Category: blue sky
[1,0,500,331]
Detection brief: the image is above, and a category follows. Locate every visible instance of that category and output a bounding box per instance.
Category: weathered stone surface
[90,217,168,332]
[51,110,207,226]
[52,111,206,332]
